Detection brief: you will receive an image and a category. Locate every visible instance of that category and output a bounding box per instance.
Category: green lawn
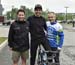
[0,37,7,44]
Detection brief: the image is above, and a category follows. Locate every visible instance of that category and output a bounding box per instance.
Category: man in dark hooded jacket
[8,9,29,65]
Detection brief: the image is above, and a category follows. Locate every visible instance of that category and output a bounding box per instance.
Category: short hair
[17,9,25,14]
[48,12,57,20]
[48,12,56,15]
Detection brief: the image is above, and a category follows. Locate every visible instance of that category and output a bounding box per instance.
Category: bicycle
[37,45,59,65]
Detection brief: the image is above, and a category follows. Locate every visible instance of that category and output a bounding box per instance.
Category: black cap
[34,4,42,10]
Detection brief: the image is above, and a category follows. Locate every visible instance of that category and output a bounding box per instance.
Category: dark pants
[30,38,51,65]
[48,47,60,65]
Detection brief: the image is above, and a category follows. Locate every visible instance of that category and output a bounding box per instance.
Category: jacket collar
[15,20,26,24]
[50,20,57,25]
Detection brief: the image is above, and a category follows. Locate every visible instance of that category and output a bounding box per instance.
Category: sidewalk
[62,23,75,31]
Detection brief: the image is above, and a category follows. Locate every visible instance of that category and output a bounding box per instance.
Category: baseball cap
[34,4,42,10]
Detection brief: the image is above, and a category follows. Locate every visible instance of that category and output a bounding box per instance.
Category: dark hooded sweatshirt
[8,20,29,52]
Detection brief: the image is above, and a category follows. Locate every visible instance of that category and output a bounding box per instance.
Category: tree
[6,8,18,20]
[11,8,18,19]
[56,13,64,20]
[6,11,11,20]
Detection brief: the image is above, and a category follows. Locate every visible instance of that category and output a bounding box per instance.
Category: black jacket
[27,15,47,40]
[8,20,29,52]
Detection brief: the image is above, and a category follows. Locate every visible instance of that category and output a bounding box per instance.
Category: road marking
[0,39,8,51]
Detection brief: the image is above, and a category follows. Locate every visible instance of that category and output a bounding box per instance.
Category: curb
[0,39,8,51]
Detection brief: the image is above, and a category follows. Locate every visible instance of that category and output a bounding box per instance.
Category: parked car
[2,20,11,25]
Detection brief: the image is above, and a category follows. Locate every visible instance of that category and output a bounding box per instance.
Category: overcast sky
[1,0,75,14]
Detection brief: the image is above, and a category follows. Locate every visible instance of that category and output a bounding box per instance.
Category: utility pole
[65,6,68,23]
[72,14,75,27]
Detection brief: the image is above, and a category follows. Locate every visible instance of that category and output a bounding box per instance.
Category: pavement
[60,46,75,65]
[0,45,12,65]
[0,24,75,65]
[62,23,75,31]
[0,25,9,37]
[0,44,30,65]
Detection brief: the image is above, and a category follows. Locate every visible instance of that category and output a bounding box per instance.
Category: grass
[0,37,7,44]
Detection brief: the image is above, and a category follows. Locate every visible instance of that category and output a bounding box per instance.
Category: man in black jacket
[8,9,29,65]
[27,4,51,65]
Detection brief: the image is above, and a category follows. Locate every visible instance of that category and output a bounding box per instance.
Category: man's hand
[44,30,48,37]
[9,47,12,50]
[57,47,61,52]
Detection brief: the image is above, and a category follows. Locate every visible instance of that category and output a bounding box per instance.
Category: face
[48,13,56,22]
[34,9,42,17]
[17,12,25,21]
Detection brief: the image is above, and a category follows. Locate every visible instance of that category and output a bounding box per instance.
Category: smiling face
[17,11,25,21]
[34,9,42,17]
[48,12,56,22]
